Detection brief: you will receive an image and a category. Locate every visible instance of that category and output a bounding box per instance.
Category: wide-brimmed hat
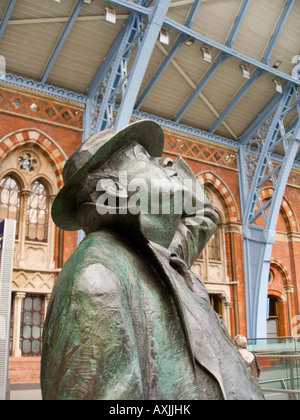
[52,120,164,231]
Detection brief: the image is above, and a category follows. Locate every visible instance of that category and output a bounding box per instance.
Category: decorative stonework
[288,170,300,188]
[12,270,54,294]
[0,129,67,188]
[2,73,86,104]
[18,152,38,173]
[198,172,240,223]
[0,88,84,131]
[164,134,238,170]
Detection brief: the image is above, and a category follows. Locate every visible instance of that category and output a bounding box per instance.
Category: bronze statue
[41,120,264,400]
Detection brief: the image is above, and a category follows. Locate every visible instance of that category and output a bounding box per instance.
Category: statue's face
[81,142,218,258]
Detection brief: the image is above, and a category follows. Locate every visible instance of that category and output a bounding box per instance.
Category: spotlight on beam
[105,7,116,24]
[159,29,169,45]
[273,79,283,94]
[201,46,212,63]
[240,63,250,79]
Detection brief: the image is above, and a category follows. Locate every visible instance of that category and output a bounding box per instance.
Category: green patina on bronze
[41,120,264,400]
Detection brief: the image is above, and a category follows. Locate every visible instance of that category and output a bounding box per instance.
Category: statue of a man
[41,120,264,400]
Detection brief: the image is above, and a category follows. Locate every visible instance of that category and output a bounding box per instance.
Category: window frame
[0,174,21,238]
[26,179,50,243]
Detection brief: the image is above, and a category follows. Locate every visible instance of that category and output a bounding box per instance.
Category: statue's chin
[169,214,218,268]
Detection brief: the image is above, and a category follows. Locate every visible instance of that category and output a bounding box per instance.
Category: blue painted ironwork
[209,0,295,134]
[240,94,282,145]
[115,0,173,131]
[226,0,253,48]
[41,0,84,84]
[132,107,240,150]
[174,53,228,122]
[136,34,189,110]
[163,19,300,88]
[3,73,86,104]
[239,58,300,338]
[84,0,154,135]
[262,0,295,65]
[0,0,17,41]
[106,0,150,17]
[95,12,145,132]
[173,0,252,122]
[106,0,300,88]
[136,0,202,110]
[85,0,172,134]
[84,0,155,137]
[209,70,264,133]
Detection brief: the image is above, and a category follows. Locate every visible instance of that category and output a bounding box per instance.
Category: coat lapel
[146,241,227,399]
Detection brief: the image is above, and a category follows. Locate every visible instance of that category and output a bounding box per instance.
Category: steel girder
[84,0,172,137]
[136,0,203,110]
[41,0,85,84]
[239,62,300,338]
[0,0,17,41]
[209,0,295,134]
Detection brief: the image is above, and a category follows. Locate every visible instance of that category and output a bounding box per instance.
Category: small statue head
[52,120,218,266]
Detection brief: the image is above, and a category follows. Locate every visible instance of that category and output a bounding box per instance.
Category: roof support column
[114,0,172,131]
[85,0,172,135]
[238,64,300,338]
[0,0,17,41]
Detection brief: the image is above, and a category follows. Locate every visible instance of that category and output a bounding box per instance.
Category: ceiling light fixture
[273,79,283,94]
[0,55,5,81]
[185,38,195,46]
[159,29,169,45]
[201,46,212,63]
[240,63,250,79]
[105,7,116,24]
[273,60,282,69]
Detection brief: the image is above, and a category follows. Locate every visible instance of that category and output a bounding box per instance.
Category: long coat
[41,229,264,400]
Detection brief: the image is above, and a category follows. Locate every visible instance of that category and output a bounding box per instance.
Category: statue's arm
[41,263,143,400]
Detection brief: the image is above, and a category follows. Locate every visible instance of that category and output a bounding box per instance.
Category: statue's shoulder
[61,229,143,281]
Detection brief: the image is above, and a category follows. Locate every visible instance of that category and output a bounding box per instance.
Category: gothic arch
[197,171,240,223]
[260,187,298,233]
[270,259,291,287]
[0,129,67,189]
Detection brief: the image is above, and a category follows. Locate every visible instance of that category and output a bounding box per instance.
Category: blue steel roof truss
[238,74,300,337]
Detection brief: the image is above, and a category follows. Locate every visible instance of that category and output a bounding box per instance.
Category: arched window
[26,180,49,242]
[0,175,20,238]
[208,222,222,262]
[267,297,279,338]
[210,294,223,319]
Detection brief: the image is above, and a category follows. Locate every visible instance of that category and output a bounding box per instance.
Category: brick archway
[270,259,291,287]
[197,171,240,223]
[260,187,298,233]
[0,129,67,189]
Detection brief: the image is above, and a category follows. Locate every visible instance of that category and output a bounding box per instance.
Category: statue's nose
[159,158,178,177]
[161,157,174,168]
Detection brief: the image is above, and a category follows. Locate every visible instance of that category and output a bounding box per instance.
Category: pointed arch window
[208,221,222,262]
[199,211,222,262]
[0,175,20,238]
[26,180,49,242]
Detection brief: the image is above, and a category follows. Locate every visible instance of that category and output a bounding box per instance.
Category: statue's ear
[96,178,128,199]
[95,177,135,216]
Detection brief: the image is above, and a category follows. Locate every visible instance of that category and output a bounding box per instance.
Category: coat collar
[146,241,227,399]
